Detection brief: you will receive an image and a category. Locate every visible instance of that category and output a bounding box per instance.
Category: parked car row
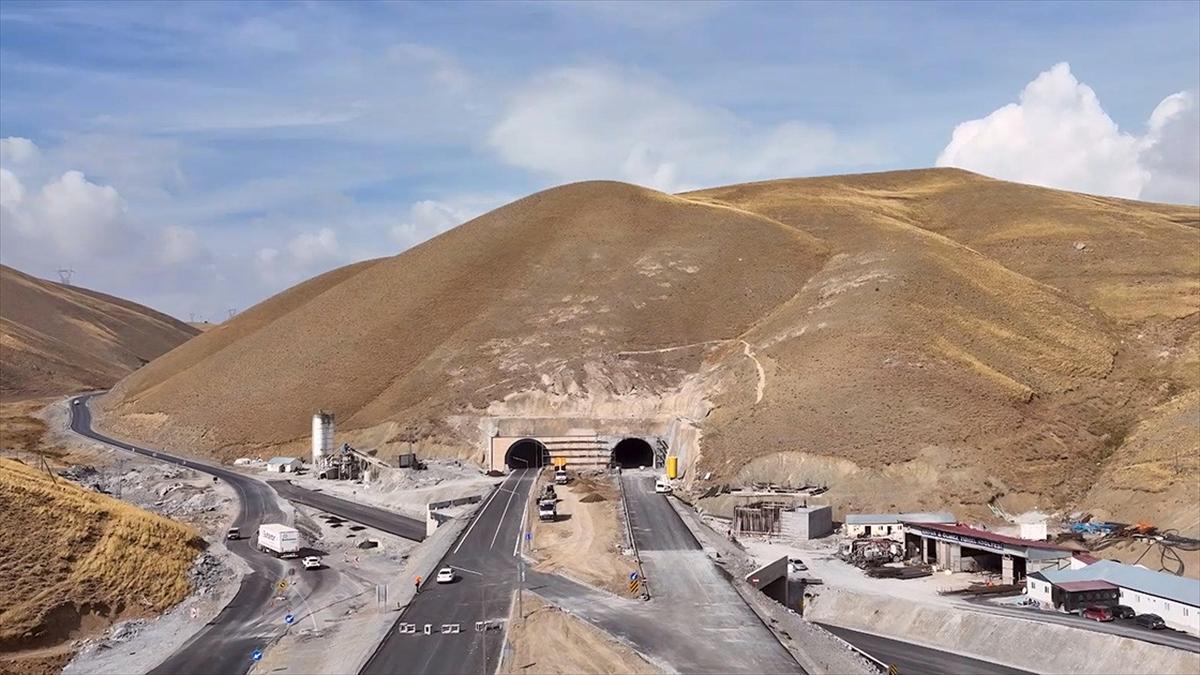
[1082,605,1166,630]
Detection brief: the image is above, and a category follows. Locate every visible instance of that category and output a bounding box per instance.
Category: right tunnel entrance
[611,438,654,469]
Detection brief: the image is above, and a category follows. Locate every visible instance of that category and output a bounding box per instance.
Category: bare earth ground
[528,472,634,597]
[502,593,659,675]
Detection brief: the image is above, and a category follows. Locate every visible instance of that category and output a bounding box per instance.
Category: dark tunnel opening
[505,438,548,469]
[611,438,654,469]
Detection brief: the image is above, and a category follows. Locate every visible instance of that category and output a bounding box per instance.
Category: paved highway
[269,479,426,542]
[71,394,305,675]
[620,471,801,673]
[361,468,537,675]
[820,625,1032,675]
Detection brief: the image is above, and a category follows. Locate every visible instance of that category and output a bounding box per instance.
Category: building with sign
[903,521,1071,584]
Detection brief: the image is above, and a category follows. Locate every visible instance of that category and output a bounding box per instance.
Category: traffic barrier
[398,623,416,634]
[440,624,460,634]
[423,623,432,635]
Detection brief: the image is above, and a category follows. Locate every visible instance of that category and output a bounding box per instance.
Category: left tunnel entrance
[505,438,549,469]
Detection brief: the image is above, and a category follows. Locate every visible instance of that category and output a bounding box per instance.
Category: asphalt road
[621,472,701,552]
[820,625,1033,675]
[70,394,299,675]
[269,479,426,542]
[620,471,802,674]
[361,467,536,675]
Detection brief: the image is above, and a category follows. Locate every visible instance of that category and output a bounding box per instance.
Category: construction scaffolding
[733,501,787,536]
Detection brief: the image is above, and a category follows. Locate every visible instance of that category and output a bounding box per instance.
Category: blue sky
[1,1,1198,319]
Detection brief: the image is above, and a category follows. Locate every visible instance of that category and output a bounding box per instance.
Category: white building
[266,457,303,473]
[843,512,955,539]
[1028,560,1200,636]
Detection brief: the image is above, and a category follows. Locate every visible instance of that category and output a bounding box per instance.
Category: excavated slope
[100,171,1200,524]
[0,265,198,401]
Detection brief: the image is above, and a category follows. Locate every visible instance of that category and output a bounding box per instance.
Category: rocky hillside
[0,265,198,401]
[0,458,202,668]
[96,169,1199,529]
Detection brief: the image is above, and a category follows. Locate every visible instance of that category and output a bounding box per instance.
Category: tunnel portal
[611,438,654,469]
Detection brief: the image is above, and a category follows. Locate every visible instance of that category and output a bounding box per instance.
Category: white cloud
[390,195,508,246]
[1139,92,1200,204]
[0,137,39,166]
[0,168,25,209]
[937,63,1199,204]
[488,66,878,192]
[287,227,339,264]
[158,225,201,264]
[2,168,127,259]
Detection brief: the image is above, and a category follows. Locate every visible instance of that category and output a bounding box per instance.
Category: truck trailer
[258,523,301,558]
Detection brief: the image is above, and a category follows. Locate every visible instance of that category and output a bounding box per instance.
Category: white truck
[257,523,301,558]
[554,467,569,485]
[537,497,557,521]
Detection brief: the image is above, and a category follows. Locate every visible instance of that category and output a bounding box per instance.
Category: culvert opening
[611,438,654,469]
[505,439,548,469]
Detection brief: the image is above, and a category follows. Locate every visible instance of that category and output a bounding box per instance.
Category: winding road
[70,394,296,675]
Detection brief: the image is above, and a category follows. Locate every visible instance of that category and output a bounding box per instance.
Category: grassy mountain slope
[0,265,198,401]
[97,170,1200,529]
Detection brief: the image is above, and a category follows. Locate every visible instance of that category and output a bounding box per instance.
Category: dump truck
[537,497,557,521]
[258,523,301,558]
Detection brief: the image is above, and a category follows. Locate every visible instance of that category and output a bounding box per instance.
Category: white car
[436,567,456,583]
[654,478,672,494]
[302,556,322,570]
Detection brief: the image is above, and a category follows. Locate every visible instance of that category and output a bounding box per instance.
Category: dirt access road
[529,472,634,596]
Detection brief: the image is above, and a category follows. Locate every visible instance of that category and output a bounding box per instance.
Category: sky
[1,0,1198,320]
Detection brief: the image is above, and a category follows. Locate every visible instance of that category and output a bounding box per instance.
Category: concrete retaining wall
[805,587,1200,675]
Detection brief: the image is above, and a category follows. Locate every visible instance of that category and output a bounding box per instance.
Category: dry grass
[0,458,203,652]
[0,264,197,401]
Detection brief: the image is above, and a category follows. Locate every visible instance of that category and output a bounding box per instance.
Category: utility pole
[227,308,237,320]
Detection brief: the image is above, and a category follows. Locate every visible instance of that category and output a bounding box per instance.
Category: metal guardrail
[616,468,651,600]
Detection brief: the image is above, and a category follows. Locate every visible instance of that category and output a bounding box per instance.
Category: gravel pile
[189,552,225,593]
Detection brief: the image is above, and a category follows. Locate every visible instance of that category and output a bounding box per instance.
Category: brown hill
[0,265,198,401]
[97,170,1200,534]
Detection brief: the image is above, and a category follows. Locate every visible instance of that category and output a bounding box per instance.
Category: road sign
[276,579,289,592]
[629,571,639,581]
[250,649,263,662]
[525,531,532,541]
[284,614,295,625]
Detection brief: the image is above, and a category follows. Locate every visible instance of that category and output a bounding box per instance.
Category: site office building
[1027,560,1200,636]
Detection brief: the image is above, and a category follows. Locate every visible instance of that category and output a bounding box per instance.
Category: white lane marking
[513,483,530,557]
[454,476,506,554]
[489,470,525,550]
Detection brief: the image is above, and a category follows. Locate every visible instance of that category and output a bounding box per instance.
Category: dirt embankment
[502,592,659,675]
[0,459,203,657]
[528,473,634,597]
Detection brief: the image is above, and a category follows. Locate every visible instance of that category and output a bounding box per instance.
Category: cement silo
[312,411,334,465]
